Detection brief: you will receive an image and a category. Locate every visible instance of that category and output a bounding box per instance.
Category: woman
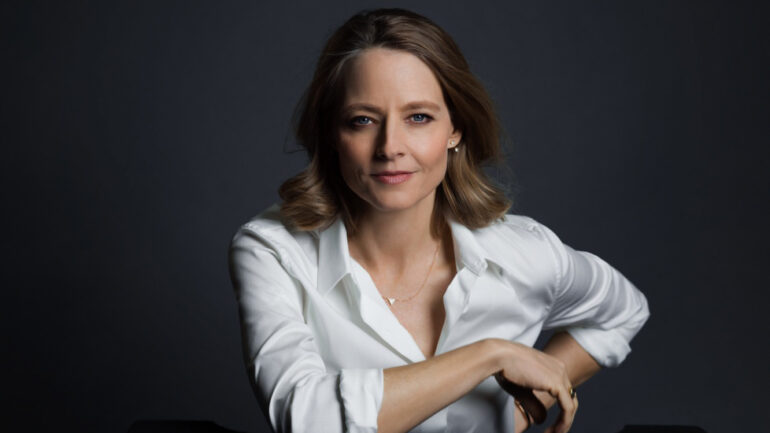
[229,8,649,433]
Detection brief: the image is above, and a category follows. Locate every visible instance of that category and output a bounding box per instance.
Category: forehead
[341,48,446,108]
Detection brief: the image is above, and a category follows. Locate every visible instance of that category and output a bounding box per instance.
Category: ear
[447,128,463,150]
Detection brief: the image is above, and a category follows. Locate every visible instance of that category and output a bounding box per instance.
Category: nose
[375,117,406,160]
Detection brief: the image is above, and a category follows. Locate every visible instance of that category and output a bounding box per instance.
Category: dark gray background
[3,1,768,432]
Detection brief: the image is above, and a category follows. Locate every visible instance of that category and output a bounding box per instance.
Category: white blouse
[228,204,650,433]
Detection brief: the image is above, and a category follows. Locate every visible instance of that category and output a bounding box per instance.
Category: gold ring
[569,387,576,398]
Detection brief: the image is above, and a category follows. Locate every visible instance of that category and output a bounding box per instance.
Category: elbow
[266,374,346,433]
[565,293,651,368]
[621,289,651,341]
[601,279,651,344]
[638,293,651,329]
[264,369,382,433]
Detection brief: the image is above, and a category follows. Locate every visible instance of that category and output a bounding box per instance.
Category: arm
[533,331,602,411]
[378,339,503,433]
[519,221,650,419]
[230,235,372,432]
[543,331,601,388]
[230,229,577,433]
[536,219,650,369]
[542,242,650,367]
[506,331,600,431]
[379,338,577,433]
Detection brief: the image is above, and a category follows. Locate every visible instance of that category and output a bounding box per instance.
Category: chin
[364,191,432,214]
[367,198,416,213]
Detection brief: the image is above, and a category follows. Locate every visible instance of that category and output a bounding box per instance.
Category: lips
[371,171,413,185]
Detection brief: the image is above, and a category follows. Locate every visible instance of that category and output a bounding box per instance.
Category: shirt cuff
[565,326,631,368]
[339,368,384,432]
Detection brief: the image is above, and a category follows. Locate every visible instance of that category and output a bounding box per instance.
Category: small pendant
[387,297,396,306]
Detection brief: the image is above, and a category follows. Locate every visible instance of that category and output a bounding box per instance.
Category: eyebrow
[342,100,442,114]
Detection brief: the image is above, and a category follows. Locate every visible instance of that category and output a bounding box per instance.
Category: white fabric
[228,204,650,433]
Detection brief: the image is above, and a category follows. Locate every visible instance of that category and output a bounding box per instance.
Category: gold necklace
[381,241,441,308]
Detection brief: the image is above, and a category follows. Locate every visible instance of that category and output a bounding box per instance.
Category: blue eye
[350,116,372,126]
[410,113,431,123]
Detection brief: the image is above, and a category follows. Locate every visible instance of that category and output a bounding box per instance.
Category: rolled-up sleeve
[228,228,383,432]
[537,223,650,367]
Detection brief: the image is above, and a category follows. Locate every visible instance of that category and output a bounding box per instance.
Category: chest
[306,263,547,371]
[384,266,455,359]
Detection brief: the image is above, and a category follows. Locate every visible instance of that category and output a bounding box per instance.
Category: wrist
[479,338,510,376]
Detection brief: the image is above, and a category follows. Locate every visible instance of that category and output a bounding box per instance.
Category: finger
[555,378,578,433]
[562,394,578,433]
[518,389,547,424]
[550,385,576,433]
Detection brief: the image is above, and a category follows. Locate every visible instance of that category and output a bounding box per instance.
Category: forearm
[535,330,601,409]
[377,339,505,433]
[376,333,593,433]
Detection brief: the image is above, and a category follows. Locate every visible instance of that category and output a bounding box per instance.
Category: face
[336,48,462,216]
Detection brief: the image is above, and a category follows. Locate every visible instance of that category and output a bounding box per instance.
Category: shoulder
[473,213,562,250]
[229,204,318,280]
[231,204,314,246]
[468,214,566,292]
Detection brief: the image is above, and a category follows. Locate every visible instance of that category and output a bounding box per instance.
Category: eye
[409,113,432,123]
[349,116,373,126]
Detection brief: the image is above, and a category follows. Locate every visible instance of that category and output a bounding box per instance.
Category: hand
[493,341,578,433]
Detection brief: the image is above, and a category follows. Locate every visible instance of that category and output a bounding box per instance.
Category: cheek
[338,145,365,171]
[336,142,368,189]
[432,154,449,180]
[421,138,450,175]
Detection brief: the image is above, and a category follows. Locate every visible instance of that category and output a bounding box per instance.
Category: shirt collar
[317,217,354,296]
[447,217,491,275]
[316,216,494,296]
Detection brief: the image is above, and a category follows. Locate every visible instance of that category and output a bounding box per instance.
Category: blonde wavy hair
[279,8,511,236]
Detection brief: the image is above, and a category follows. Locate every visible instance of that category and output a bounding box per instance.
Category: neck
[347,194,443,274]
